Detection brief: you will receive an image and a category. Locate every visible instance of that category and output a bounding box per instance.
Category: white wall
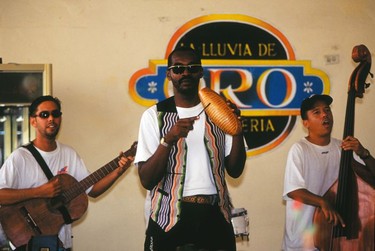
[1,1,374,250]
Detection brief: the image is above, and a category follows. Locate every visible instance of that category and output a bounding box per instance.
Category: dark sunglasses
[33,110,62,119]
[168,64,202,74]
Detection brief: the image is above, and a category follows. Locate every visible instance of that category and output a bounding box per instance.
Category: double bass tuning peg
[365,71,373,89]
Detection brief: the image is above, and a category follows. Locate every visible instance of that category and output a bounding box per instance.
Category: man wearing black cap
[282,94,375,250]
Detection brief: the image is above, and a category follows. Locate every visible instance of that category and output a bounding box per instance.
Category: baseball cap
[300,94,333,120]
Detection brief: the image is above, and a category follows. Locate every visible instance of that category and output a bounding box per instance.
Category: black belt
[181,194,219,205]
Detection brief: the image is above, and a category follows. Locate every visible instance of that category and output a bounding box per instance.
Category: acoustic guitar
[0,141,137,248]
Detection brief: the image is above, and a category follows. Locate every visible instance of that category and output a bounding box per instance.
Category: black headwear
[300,94,333,120]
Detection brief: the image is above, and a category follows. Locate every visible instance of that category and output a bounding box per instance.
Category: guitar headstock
[122,141,138,158]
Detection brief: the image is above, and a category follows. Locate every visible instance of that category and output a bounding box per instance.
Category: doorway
[0,106,34,166]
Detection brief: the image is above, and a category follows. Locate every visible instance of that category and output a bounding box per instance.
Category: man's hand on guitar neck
[115,141,137,176]
[116,153,134,176]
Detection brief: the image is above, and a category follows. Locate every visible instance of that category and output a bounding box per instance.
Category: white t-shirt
[0,142,91,249]
[282,137,365,251]
[282,138,341,251]
[135,102,232,196]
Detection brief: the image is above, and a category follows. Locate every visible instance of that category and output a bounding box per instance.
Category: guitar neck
[62,142,137,203]
[62,156,121,202]
[82,156,122,191]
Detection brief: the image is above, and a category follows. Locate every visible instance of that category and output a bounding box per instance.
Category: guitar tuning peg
[365,83,371,89]
[369,72,374,78]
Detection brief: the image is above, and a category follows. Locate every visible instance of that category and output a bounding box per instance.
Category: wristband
[160,137,170,148]
[360,149,370,160]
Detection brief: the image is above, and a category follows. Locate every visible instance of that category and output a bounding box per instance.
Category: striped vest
[149,97,232,231]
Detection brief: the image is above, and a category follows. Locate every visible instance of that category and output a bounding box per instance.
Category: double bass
[313,45,375,250]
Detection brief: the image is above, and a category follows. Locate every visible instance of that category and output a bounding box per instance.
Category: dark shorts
[144,202,236,251]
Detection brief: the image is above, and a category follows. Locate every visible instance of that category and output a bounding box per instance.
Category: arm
[224,100,246,178]
[88,154,134,198]
[0,155,134,202]
[287,188,345,227]
[225,132,246,178]
[0,179,62,205]
[138,117,198,190]
[138,145,172,190]
[283,142,344,227]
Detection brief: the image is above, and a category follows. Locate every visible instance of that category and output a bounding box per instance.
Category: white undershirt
[176,103,217,196]
[134,102,233,197]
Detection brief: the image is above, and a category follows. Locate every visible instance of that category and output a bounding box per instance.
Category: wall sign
[129,14,330,156]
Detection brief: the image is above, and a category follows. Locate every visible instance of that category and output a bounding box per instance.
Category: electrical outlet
[324,54,340,65]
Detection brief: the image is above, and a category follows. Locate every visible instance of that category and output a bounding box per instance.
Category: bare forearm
[89,170,122,198]
[138,145,171,190]
[225,133,246,178]
[288,188,345,226]
[89,157,133,198]
[287,188,324,208]
[0,188,42,205]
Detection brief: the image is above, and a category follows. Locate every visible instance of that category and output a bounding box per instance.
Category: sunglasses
[168,64,202,74]
[33,110,62,119]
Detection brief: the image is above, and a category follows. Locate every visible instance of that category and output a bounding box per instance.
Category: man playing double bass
[282,94,375,250]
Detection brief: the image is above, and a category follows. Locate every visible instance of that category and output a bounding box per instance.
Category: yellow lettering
[243,44,252,56]
[258,44,268,56]
[246,118,276,132]
[217,43,226,57]
[180,43,195,49]
[202,43,209,57]
[198,43,254,57]
[258,43,277,57]
[241,120,248,133]
[268,43,276,56]
[265,119,275,131]
[210,43,217,56]
[250,119,259,132]
[227,43,237,55]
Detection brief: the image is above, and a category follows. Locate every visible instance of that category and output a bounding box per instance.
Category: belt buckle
[197,195,216,206]
[207,194,218,205]
[182,195,218,205]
